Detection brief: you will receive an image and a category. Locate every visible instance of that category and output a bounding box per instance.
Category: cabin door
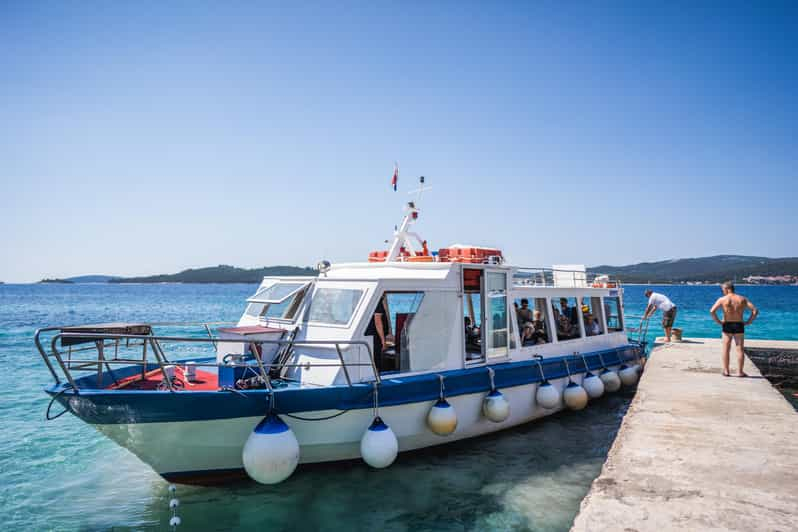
[462,268,484,363]
[483,270,509,360]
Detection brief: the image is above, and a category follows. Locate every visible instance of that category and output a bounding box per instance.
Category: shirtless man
[710,281,758,377]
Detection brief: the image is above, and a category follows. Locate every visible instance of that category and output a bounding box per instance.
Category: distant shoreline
[22,254,798,286]
[12,280,798,287]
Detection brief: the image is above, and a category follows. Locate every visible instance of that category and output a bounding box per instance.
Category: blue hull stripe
[45,345,641,425]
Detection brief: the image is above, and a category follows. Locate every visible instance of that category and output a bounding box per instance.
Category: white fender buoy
[360,416,399,468]
[582,372,605,399]
[536,381,560,409]
[600,369,622,392]
[242,413,300,485]
[482,389,510,422]
[563,381,589,410]
[427,398,458,436]
[619,364,639,386]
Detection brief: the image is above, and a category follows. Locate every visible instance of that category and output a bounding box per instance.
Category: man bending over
[643,290,677,342]
[710,281,758,377]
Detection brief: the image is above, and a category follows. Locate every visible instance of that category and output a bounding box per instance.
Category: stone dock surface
[571,338,798,532]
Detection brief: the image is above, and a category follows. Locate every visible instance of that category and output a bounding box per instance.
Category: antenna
[407,175,432,204]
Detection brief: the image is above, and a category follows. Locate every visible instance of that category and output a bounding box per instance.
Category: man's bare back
[717,293,749,322]
[709,282,758,377]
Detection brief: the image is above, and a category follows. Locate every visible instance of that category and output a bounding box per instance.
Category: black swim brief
[722,321,745,335]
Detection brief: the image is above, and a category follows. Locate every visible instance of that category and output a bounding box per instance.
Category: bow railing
[35,325,379,393]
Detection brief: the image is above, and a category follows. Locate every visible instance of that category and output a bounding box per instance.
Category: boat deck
[108,366,220,391]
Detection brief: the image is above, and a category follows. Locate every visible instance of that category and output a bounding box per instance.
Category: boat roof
[273,261,618,292]
[323,261,458,281]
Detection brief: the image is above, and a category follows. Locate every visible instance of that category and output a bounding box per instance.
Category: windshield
[307,288,363,325]
[245,281,310,321]
[248,282,308,304]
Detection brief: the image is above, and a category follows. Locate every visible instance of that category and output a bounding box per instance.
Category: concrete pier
[571,338,798,531]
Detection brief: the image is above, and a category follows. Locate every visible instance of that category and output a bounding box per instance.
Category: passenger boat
[37,190,645,485]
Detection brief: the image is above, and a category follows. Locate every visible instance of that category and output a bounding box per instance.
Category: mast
[385,176,431,262]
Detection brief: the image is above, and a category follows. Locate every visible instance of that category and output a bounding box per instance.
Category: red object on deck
[370,246,434,262]
[438,246,502,264]
[109,366,219,391]
[368,250,390,262]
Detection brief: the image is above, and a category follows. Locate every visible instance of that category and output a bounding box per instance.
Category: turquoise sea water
[1,283,796,531]
[621,284,798,341]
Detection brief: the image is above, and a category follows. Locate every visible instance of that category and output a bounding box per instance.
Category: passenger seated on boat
[516,298,533,340]
[528,310,548,344]
[517,299,544,345]
[554,298,580,339]
[584,314,601,336]
[517,299,533,322]
[556,313,575,338]
[556,298,578,325]
[464,316,481,354]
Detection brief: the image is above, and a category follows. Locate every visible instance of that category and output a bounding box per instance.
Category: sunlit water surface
[1,283,796,531]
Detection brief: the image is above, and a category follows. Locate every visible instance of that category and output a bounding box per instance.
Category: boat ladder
[628,316,652,353]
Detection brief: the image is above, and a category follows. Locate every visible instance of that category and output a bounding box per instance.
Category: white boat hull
[94,372,611,482]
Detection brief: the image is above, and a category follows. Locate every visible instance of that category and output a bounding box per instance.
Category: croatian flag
[391,162,398,191]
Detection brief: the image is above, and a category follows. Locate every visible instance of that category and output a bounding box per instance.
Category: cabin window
[245,282,309,320]
[553,296,582,341]
[604,296,623,332]
[307,288,363,325]
[249,282,307,303]
[367,292,425,373]
[263,286,308,319]
[580,297,605,336]
[245,302,265,317]
[515,297,551,345]
[485,272,509,359]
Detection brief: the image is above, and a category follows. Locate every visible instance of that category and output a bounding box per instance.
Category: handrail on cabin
[511,266,622,289]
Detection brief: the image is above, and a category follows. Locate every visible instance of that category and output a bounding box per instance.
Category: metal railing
[625,315,651,350]
[512,267,622,289]
[36,326,379,394]
[34,322,235,384]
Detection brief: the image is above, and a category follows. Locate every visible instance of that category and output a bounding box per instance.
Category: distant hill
[589,255,798,283]
[42,255,798,285]
[38,278,74,284]
[65,275,121,283]
[111,265,317,284]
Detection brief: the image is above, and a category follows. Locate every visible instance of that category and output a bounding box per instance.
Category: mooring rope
[45,384,74,420]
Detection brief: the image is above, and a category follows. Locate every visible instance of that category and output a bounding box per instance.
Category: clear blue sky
[1,1,796,282]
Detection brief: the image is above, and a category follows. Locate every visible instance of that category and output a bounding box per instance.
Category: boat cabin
[229,260,627,387]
